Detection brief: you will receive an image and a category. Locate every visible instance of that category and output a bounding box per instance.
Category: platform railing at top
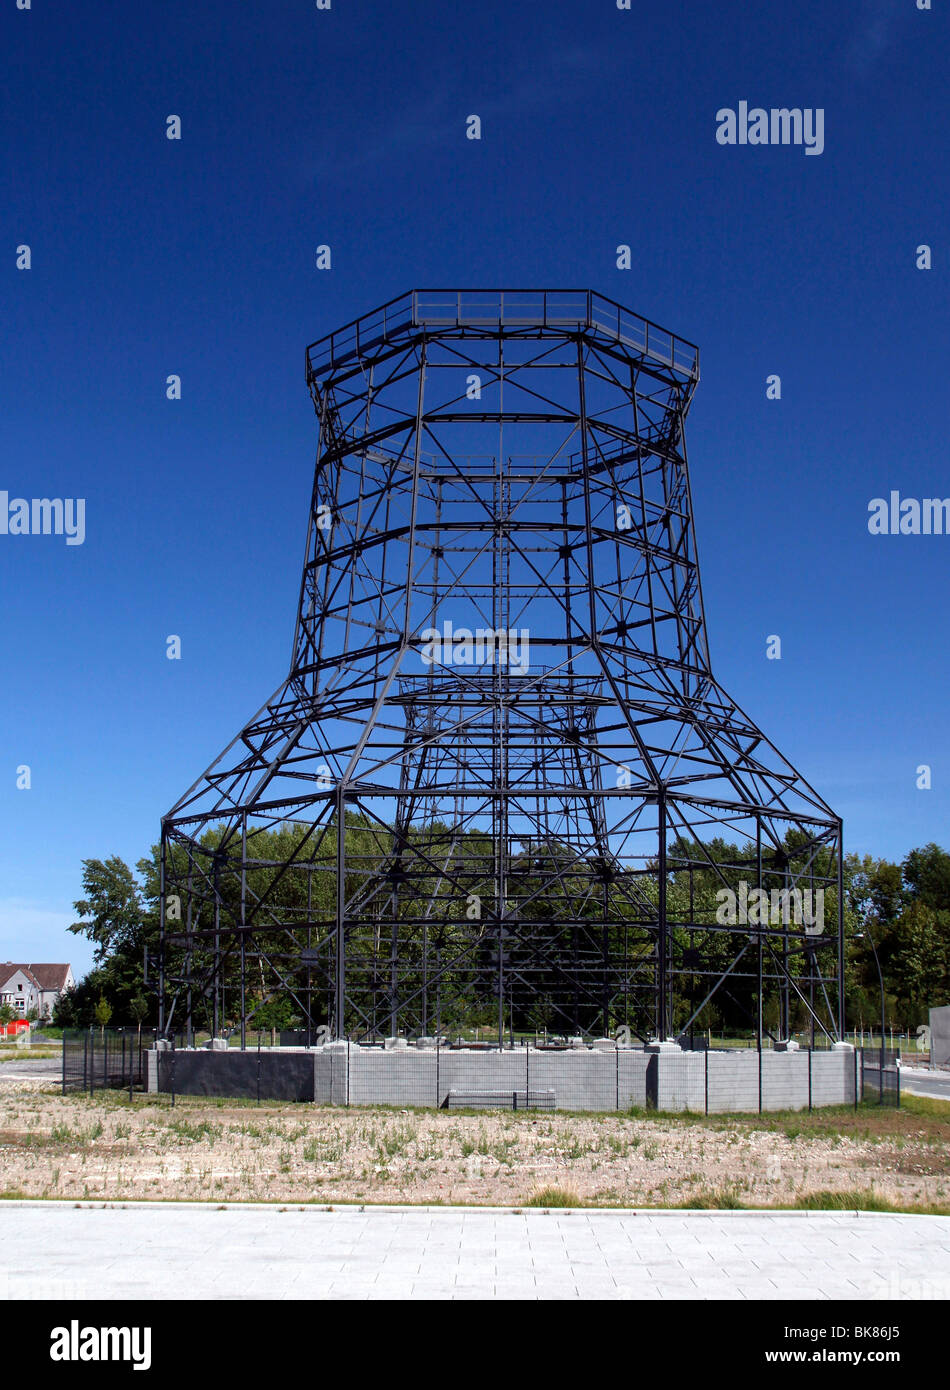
[305,290,700,384]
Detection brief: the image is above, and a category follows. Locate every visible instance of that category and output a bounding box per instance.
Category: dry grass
[525,1185,583,1208]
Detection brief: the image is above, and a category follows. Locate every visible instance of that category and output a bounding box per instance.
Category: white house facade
[0,963,74,1020]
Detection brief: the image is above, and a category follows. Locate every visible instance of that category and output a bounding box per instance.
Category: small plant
[167,1118,217,1144]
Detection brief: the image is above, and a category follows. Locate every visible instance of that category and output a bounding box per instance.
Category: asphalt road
[0,1056,61,1080]
[898,1067,950,1101]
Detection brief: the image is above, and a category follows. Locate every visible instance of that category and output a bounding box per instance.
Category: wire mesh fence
[59,1032,901,1114]
[61,1028,155,1094]
[860,1049,901,1107]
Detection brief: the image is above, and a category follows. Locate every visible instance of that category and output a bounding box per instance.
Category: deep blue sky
[2,0,947,976]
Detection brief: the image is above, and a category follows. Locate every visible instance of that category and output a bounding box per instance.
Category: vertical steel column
[213,857,221,1040]
[757,818,763,1112]
[158,839,166,1036]
[757,819,764,1043]
[240,811,247,1050]
[657,788,668,1041]
[335,784,346,1041]
[837,819,846,1041]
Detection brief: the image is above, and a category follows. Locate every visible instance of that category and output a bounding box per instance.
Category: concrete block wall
[618,1050,650,1108]
[655,1051,706,1112]
[348,1048,438,1107]
[759,1050,811,1111]
[811,1050,857,1107]
[147,1044,854,1112]
[319,1046,649,1111]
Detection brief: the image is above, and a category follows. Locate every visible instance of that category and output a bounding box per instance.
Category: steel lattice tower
[159,290,845,1047]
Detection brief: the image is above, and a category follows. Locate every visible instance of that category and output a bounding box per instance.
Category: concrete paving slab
[1,1201,948,1300]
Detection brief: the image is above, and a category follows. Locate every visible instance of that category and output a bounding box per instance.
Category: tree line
[51,830,950,1037]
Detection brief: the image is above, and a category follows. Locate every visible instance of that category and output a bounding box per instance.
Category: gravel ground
[0,1082,948,1210]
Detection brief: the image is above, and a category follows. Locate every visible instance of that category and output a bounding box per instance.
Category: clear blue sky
[2,0,947,978]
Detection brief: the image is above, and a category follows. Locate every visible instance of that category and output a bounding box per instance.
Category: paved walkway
[2,1202,949,1300]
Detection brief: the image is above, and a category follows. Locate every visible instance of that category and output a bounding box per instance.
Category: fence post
[854,1047,859,1110]
[808,1047,812,1114]
[525,1039,529,1104]
[171,1037,176,1109]
[879,1039,890,1112]
[704,1048,709,1116]
[616,1044,620,1112]
[879,1041,885,1107]
[61,1030,66,1096]
[436,1037,440,1109]
[257,1031,262,1106]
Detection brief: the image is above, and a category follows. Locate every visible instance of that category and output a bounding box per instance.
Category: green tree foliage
[56,854,161,1027]
[844,842,950,1028]
[57,829,950,1037]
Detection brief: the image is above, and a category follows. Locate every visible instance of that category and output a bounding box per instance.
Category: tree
[52,985,81,1028]
[93,996,113,1037]
[67,854,161,1024]
[129,995,149,1044]
[903,843,950,910]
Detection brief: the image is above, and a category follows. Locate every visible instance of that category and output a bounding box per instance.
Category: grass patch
[0,1049,59,1062]
[901,1092,950,1120]
[525,1185,583,1208]
[165,1118,219,1144]
[785,1188,950,1216]
[676,1187,746,1209]
[49,1122,103,1145]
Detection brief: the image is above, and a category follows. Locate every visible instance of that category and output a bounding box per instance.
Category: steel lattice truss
[159,290,845,1046]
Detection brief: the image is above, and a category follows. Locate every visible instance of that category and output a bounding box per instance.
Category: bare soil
[0,1080,948,1211]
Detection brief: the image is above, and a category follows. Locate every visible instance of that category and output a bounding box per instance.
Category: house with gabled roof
[0,962,74,1020]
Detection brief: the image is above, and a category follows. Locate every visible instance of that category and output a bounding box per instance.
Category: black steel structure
[159,290,845,1047]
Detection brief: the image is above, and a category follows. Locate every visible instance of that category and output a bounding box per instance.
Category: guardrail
[305,289,700,383]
